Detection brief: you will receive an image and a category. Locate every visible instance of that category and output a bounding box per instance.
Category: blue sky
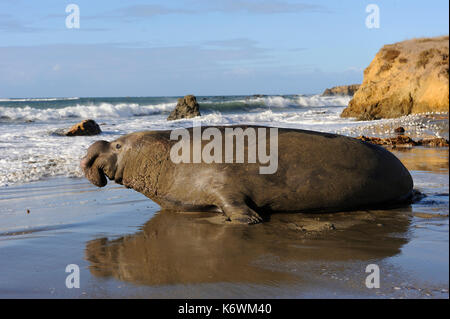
[0,0,448,97]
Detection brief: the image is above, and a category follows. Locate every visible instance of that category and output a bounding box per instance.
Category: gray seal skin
[81,126,414,224]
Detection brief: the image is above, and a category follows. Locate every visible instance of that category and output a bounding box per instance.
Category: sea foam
[0,102,176,122]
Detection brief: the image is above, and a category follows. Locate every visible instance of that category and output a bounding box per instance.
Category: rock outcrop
[357,135,449,148]
[61,119,102,136]
[341,36,449,120]
[322,84,360,96]
[167,95,201,121]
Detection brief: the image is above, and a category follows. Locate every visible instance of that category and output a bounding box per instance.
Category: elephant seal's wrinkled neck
[121,134,171,202]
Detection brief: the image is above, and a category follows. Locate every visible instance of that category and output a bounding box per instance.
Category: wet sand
[0,147,448,298]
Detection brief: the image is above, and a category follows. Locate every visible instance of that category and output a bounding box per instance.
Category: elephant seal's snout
[80,157,89,170]
[81,140,111,187]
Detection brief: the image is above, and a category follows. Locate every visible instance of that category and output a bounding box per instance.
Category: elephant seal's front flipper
[224,205,263,225]
[216,195,263,224]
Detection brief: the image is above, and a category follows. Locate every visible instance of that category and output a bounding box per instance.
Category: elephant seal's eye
[116,144,121,149]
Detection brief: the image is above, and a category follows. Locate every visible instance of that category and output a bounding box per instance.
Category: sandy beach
[1,146,447,298]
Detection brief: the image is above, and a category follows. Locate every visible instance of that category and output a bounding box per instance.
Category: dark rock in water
[167,95,201,121]
[322,84,360,96]
[394,126,406,133]
[245,94,266,101]
[55,119,102,136]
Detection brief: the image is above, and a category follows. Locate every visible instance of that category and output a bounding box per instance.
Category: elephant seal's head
[81,136,129,187]
[81,131,169,193]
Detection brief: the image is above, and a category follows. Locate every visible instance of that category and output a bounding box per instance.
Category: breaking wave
[0,102,176,122]
[0,94,351,122]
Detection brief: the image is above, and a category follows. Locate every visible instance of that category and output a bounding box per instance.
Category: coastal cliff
[322,84,360,96]
[341,36,449,120]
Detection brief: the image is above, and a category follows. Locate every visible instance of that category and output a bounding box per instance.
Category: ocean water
[0,95,446,187]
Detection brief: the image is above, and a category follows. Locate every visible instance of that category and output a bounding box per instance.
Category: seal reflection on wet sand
[85,209,411,286]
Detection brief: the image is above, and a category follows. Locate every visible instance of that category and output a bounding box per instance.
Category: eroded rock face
[341,36,449,120]
[322,84,360,96]
[167,95,201,121]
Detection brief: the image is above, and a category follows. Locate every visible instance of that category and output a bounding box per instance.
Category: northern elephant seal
[81,126,413,224]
